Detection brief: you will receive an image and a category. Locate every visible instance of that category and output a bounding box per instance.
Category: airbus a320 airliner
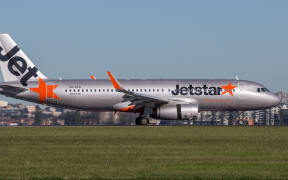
[0,34,280,125]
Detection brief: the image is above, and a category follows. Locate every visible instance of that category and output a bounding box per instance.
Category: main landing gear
[135,117,150,125]
[135,107,153,125]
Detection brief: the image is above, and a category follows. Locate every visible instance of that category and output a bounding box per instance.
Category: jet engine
[152,103,198,120]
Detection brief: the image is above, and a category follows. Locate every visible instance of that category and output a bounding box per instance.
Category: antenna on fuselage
[235,76,239,80]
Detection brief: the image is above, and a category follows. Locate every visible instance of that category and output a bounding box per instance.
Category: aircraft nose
[268,94,281,107]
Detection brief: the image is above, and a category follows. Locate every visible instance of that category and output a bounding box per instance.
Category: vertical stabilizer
[0,34,47,86]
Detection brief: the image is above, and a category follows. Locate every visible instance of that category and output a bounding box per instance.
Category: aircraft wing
[107,71,169,106]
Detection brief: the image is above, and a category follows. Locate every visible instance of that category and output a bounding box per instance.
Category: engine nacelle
[152,104,198,120]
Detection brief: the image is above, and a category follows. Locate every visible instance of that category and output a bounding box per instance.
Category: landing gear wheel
[135,117,149,125]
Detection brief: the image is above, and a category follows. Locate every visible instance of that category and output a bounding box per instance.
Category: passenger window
[107,89,109,92]
[65,89,67,92]
[111,89,113,92]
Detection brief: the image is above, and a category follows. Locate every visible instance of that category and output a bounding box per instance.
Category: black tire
[135,117,149,125]
[135,117,142,125]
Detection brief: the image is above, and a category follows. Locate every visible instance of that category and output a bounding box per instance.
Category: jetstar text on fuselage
[171,84,224,96]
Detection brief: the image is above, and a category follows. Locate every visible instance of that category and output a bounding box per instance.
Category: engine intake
[152,104,198,120]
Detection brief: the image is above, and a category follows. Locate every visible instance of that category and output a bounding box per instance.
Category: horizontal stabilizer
[0,84,27,96]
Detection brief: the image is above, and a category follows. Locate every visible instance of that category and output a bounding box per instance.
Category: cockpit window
[257,88,270,93]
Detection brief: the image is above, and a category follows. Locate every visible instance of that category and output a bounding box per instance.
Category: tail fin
[0,34,47,86]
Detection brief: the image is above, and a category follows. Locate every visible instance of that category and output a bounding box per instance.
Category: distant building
[26,105,36,113]
[280,109,288,125]
[0,101,8,107]
[278,92,287,105]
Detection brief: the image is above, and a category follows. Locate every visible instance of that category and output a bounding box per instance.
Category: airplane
[0,34,281,125]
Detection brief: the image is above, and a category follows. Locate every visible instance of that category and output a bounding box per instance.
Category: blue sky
[1,0,288,102]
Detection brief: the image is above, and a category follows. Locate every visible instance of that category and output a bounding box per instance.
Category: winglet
[107,71,122,90]
[90,75,96,80]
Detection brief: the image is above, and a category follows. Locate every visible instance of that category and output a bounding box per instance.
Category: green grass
[0,126,288,180]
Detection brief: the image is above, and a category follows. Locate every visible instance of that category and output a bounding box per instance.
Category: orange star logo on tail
[221,83,237,96]
[30,78,59,103]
